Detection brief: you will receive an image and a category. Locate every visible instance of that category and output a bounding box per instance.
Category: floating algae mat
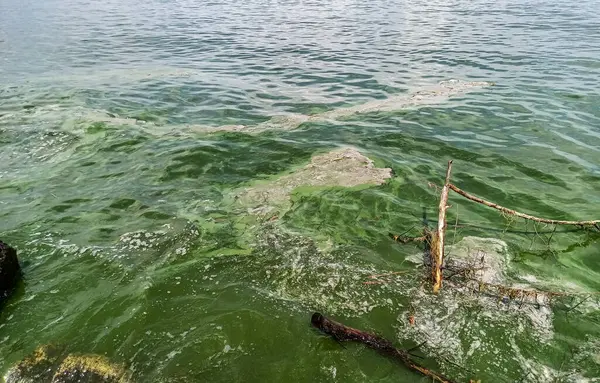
[234,147,392,214]
[0,80,493,137]
[193,79,494,134]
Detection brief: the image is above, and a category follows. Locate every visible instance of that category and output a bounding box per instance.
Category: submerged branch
[311,313,460,383]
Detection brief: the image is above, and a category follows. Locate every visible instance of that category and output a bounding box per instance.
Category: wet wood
[432,160,453,293]
[448,184,600,229]
[311,312,458,383]
[388,233,427,243]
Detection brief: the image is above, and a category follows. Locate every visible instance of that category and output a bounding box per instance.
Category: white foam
[397,237,559,381]
[251,227,417,316]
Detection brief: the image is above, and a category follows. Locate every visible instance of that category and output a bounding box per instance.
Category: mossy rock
[5,344,65,383]
[5,345,132,383]
[51,354,131,383]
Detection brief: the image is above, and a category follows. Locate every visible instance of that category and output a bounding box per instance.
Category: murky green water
[1,0,600,381]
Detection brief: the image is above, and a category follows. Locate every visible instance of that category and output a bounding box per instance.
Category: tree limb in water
[310,312,460,383]
[447,184,600,228]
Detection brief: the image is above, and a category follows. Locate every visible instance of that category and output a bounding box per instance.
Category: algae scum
[2,0,600,381]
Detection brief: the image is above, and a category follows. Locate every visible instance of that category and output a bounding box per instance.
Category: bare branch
[432,160,453,293]
[448,184,600,228]
[311,313,461,383]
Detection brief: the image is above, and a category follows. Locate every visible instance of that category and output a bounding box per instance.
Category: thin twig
[389,233,427,244]
[564,295,590,313]
[546,225,557,248]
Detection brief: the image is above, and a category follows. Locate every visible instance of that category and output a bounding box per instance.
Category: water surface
[1,0,600,381]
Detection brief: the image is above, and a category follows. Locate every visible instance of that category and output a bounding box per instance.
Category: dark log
[0,240,20,301]
[311,313,458,383]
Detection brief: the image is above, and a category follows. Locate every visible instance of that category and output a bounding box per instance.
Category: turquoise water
[1,0,600,381]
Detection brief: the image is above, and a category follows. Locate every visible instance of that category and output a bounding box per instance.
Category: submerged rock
[5,344,64,383]
[51,354,131,383]
[237,147,393,211]
[0,240,20,301]
[5,345,132,383]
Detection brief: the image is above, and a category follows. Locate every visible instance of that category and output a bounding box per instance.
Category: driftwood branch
[311,313,459,383]
[448,184,600,228]
[432,160,453,293]
[389,233,427,243]
[390,160,599,293]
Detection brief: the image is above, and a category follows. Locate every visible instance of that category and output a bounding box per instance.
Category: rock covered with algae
[236,147,392,212]
[5,345,132,383]
[4,344,62,383]
[0,240,20,302]
[51,354,131,383]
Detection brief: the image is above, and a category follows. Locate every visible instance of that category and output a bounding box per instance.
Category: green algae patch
[191,80,494,134]
[235,147,392,214]
[0,80,493,138]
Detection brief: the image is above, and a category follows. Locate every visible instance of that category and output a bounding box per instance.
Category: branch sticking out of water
[447,184,600,229]
[392,160,599,293]
[432,160,453,293]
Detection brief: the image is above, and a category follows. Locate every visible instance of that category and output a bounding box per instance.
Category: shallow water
[1,0,600,381]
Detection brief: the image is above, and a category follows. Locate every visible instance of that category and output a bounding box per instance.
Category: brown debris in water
[400,160,600,293]
[311,312,462,383]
